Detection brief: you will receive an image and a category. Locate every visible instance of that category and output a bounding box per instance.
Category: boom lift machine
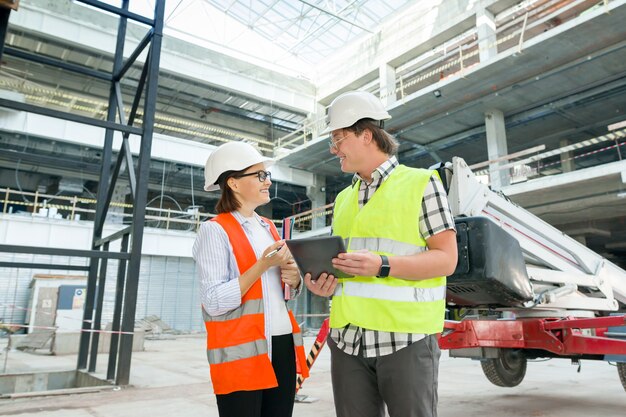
[439,157,626,390]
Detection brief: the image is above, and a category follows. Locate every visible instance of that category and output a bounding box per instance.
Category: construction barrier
[296,318,329,392]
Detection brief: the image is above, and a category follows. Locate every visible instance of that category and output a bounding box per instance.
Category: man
[304,90,458,417]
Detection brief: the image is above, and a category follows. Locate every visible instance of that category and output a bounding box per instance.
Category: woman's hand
[261,241,290,268]
[304,272,337,297]
[280,260,301,289]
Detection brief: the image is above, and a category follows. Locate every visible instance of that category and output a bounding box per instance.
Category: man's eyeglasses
[235,170,272,182]
[328,132,351,151]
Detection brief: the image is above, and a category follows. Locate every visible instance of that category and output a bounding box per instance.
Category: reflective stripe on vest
[208,339,268,364]
[348,236,426,256]
[334,282,446,302]
[293,331,304,348]
[202,298,263,322]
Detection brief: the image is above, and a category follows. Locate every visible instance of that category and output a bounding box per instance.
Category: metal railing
[473,127,626,184]
[0,188,292,231]
[0,187,211,231]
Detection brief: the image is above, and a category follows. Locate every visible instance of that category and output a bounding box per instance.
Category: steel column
[115,0,164,386]
[88,242,110,372]
[107,233,130,381]
[77,0,129,365]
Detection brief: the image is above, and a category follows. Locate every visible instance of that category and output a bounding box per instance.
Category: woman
[192,141,308,417]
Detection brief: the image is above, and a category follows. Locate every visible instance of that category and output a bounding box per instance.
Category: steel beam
[0,262,90,270]
[116,28,153,80]
[0,244,130,259]
[4,47,112,81]
[75,0,153,26]
[0,98,143,135]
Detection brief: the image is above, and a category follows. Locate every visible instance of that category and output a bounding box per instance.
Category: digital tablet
[285,235,353,279]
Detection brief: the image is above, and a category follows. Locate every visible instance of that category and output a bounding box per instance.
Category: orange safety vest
[203,212,309,395]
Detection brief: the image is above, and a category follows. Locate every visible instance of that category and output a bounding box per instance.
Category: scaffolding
[0,0,164,386]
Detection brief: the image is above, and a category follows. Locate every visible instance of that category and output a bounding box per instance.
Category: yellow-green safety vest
[331,165,446,334]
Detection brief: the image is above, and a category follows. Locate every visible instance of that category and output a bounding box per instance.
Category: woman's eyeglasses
[235,170,272,182]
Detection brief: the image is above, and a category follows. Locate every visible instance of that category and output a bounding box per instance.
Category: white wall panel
[1,215,203,332]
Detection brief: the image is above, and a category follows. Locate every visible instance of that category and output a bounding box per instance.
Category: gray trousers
[329,334,440,417]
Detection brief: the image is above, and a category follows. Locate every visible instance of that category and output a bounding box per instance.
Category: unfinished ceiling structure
[1,0,625,266]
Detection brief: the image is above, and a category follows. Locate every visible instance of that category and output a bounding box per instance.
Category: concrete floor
[0,333,625,416]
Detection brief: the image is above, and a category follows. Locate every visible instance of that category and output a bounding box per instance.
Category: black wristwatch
[376,254,390,278]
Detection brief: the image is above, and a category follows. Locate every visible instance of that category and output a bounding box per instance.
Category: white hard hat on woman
[203,141,274,192]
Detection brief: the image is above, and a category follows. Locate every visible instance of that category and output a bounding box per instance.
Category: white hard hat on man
[323,90,391,134]
[203,142,274,192]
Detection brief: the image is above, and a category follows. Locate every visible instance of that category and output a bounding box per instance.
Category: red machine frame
[439,315,626,356]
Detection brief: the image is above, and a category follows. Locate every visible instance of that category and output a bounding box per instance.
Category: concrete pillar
[560,139,575,173]
[485,109,510,190]
[311,102,326,139]
[306,174,327,231]
[477,5,498,62]
[379,63,397,106]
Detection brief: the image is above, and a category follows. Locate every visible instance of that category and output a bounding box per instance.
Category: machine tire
[480,349,527,387]
[618,362,626,392]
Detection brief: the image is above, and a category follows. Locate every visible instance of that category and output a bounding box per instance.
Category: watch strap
[376,254,390,278]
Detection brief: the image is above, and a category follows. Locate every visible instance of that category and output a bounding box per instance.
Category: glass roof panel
[187,0,414,73]
[102,0,415,77]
